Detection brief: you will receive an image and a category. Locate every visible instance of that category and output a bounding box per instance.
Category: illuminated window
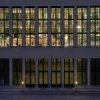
[38,8,48,47]
[51,7,61,46]
[38,58,48,87]
[25,8,35,46]
[77,58,87,85]
[64,58,74,87]
[64,7,74,47]
[77,7,87,46]
[25,58,35,87]
[90,7,100,46]
[0,8,9,47]
[12,8,22,46]
[77,34,87,46]
[51,58,61,87]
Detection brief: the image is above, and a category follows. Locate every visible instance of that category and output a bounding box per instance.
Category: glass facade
[64,7,74,47]
[25,58,35,87]
[1,57,100,87]
[64,58,74,87]
[0,7,99,47]
[51,58,61,87]
[51,7,61,46]
[12,59,22,85]
[12,8,22,46]
[38,58,48,87]
[77,7,87,46]
[0,59,9,85]
[38,8,48,47]
[25,8,35,46]
[90,7,100,46]
[0,8,9,47]
[77,58,87,85]
[90,59,100,85]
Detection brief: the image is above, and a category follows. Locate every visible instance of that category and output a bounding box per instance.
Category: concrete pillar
[61,6,64,47]
[9,7,12,47]
[9,58,12,86]
[87,58,90,86]
[48,7,51,47]
[87,6,90,47]
[22,6,25,47]
[22,59,25,86]
[61,58,64,87]
[35,7,38,47]
[48,58,51,88]
[35,58,38,88]
[74,58,77,87]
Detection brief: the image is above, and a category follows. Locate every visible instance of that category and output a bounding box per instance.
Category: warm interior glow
[75,81,78,85]
[21,81,24,85]
[77,25,81,29]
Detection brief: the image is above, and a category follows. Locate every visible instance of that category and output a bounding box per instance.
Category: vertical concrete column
[35,7,38,47]
[87,6,90,47]
[74,58,77,87]
[48,7,51,47]
[87,58,90,86]
[22,58,25,86]
[35,58,38,88]
[9,7,12,47]
[9,58,12,86]
[61,6,64,47]
[22,6,25,47]
[61,58,64,88]
[48,58,51,88]
[74,6,77,47]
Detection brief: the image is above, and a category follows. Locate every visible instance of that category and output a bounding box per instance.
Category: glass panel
[0,59,9,85]
[64,58,74,86]
[38,8,48,47]
[25,58,35,86]
[12,59,22,85]
[77,58,87,85]
[51,58,61,86]
[77,34,87,46]
[12,8,22,47]
[0,8,9,47]
[38,58,48,86]
[39,34,48,47]
[51,34,61,46]
[90,7,100,46]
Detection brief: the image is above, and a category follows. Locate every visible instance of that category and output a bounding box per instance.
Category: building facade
[0,0,100,88]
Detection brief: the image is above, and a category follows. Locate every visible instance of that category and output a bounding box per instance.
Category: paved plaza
[0,94,100,100]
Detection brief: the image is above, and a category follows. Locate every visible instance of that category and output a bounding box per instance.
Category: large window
[90,7,100,46]
[51,58,61,87]
[38,8,48,47]
[77,7,87,46]
[77,58,87,85]
[25,58,35,87]
[25,8,35,46]
[0,8,9,47]
[12,59,22,85]
[51,7,61,46]
[12,8,22,46]
[0,59,9,85]
[64,58,74,87]
[38,58,48,87]
[64,7,74,47]
[90,59,100,85]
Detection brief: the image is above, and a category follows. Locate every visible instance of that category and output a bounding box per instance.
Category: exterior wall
[0,0,99,88]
